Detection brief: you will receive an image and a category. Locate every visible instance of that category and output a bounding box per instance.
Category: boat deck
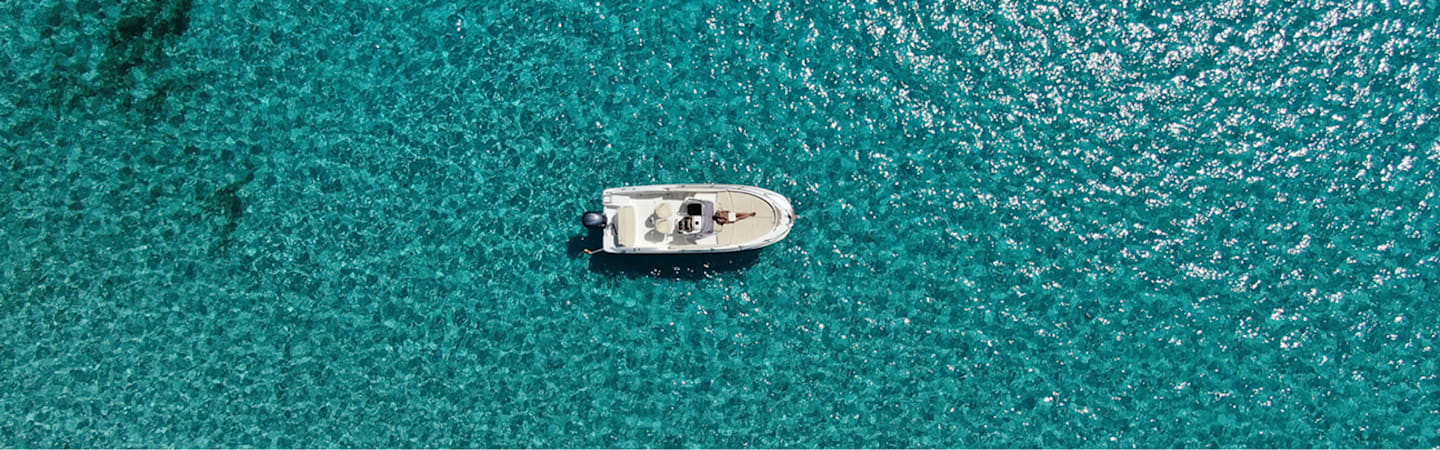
[606,186,786,253]
[712,190,779,246]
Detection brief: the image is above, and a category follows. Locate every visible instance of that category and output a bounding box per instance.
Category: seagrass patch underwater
[2,0,1438,447]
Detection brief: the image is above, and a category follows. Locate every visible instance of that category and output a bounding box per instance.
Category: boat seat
[616,206,636,247]
[651,204,676,234]
[654,216,675,234]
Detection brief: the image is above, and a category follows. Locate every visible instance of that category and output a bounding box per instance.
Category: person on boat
[714,210,756,225]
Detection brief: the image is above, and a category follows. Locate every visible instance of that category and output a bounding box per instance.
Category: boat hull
[598,184,794,254]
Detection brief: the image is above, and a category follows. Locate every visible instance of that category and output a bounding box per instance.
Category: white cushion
[616,207,636,247]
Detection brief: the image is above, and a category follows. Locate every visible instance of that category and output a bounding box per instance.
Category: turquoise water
[2,0,1438,446]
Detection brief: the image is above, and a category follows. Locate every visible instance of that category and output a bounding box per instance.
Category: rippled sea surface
[3,0,1438,447]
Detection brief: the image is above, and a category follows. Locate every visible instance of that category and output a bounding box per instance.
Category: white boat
[580,184,795,254]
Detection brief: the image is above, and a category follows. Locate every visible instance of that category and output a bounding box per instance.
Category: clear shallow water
[2,0,1438,446]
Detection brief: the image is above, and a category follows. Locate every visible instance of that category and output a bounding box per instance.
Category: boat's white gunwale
[600,184,794,254]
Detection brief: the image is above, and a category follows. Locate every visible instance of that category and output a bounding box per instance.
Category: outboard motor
[580,211,607,229]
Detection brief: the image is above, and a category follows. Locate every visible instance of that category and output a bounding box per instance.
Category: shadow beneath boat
[565,230,763,280]
[588,249,763,279]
